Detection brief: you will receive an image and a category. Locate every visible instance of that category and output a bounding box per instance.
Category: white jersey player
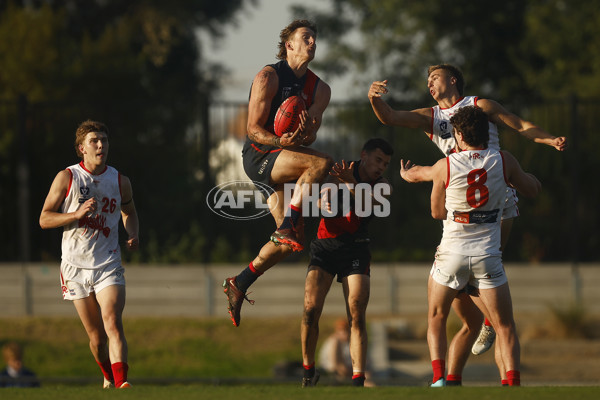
[426,106,541,387]
[430,96,500,156]
[370,64,564,384]
[40,120,138,389]
[437,149,507,259]
[61,162,122,271]
[430,95,518,222]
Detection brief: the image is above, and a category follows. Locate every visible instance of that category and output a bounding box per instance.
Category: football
[273,95,306,137]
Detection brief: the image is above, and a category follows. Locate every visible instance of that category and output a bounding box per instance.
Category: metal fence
[0,97,598,265]
[2,262,600,318]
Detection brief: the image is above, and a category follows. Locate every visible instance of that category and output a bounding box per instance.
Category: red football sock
[507,370,520,386]
[303,362,315,379]
[501,379,509,386]
[278,204,302,230]
[447,374,461,383]
[303,362,315,370]
[248,262,263,276]
[352,373,366,387]
[112,362,129,388]
[96,359,114,382]
[431,359,445,383]
[484,318,492,326]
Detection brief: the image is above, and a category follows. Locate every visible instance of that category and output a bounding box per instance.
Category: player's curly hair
[74,120,109,158]
[428,64,465,97]
[449,106,489,148]
[277,19,317,60]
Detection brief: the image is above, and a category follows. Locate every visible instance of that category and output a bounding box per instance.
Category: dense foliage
[0,0,598,263]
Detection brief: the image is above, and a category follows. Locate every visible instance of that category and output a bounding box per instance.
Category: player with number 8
[425,105,541,386]
[372,64,565,385]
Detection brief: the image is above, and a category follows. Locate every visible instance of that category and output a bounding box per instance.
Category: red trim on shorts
[250,143,283,154]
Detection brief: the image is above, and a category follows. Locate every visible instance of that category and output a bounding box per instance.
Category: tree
[516,0,600,99]
[292,0,528,103]
[290,0,599,262]
[0,0,253,262]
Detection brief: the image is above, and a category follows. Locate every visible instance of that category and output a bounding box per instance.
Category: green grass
[1,385,600,400]
[3,316,600,399]
[1,316,313,379]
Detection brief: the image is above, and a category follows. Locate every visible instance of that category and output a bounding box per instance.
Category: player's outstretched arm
[120,175,139,251]
[368,80,432,130]
[40,170,96,229]
[501,150,542,198]
[400,159,434,183]
[430,158,448,220]
[479,98,568,151]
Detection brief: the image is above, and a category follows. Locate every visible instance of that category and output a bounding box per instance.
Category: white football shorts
[60,262,126,300]
[430,250,507,290]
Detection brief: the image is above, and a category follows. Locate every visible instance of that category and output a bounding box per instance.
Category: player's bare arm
[501,150,542,198]
[302,81,331,146]
[39,169,97,229]
[330,160,391,207]
[368,80,432,130]
[478,98,567,151]
[330,160,357,197]
[430,158,448,220]
[247,66,303,148]
[246,67,296,146]
[400,159,434,183]
[120,174,139,251]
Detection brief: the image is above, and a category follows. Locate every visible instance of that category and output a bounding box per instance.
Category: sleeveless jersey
[245,60,320,154]
[438,149,508,256]
[429,96,500,156]
[61,162,122,269]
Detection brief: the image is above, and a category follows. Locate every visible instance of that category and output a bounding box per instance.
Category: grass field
[1,316,306,379]
[2,316,599,399]
[1,385,600,400]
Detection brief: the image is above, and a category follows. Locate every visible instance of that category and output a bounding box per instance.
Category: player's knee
[102,316,124,338]
[302,306,321,327]
[348,311,366,330]
[89,334,108,351]
[314,154,334,175]
[465,315,484,331]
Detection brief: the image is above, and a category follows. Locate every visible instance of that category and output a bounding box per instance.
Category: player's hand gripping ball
[274,95,306,137]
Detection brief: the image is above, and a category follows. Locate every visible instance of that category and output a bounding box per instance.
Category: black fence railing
[0,96,596,264]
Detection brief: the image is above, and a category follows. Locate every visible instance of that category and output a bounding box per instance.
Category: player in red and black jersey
[223,20,333,327]
[301,138,393,387]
